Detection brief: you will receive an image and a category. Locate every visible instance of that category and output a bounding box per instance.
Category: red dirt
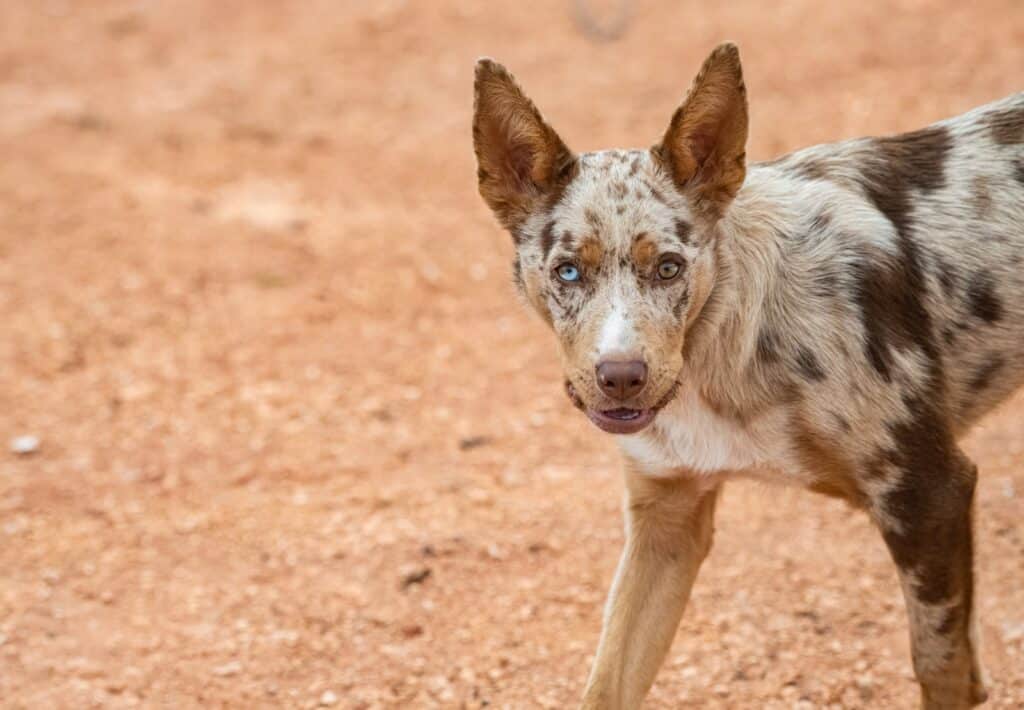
[1,2,1022,708]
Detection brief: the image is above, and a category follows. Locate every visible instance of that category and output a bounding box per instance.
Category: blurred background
[1,1,1023,708]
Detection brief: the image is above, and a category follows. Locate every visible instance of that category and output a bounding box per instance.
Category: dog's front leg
[580,466,720,710]
[873,448,988,709]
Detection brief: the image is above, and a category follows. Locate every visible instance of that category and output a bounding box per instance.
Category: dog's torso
[622,93,1024,502]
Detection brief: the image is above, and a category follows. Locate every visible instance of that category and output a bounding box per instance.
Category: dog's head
[473,44,748,434]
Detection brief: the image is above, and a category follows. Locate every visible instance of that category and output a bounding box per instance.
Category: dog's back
[752,92,1024,432]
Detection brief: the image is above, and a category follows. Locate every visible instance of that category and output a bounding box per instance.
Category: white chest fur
[619,386,792,479]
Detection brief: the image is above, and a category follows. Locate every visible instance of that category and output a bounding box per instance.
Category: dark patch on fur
[971,176,992,218]
[967,272,1003,323]
[986,105,1024,145]
[874,389,977,605]
[937,605,961,636]
[851,254,935,382]
[540,221,557,260]
[795,347,826,381]
[757,329,781,365]
[810,210,832,233]
[969,356,1004,391]
[1015,158,1024,186]
[512,256,523,290]
[628,155,641,177]
[673,289,689,319]
[941,327,956,347]
[673,219,692,245]
[831,412,851,433]
[850,127,951,382]
[935,257,958,298]
[559,230,574,252]
[584,208,601,230]
[860,126,952,237]
[649,186,669,205]
[616,204,626,215]
[610,181,628,199]
[793,157,830,182]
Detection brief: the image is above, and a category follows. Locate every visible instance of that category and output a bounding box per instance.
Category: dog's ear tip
[708,42,742,70]
[475,57,506,77]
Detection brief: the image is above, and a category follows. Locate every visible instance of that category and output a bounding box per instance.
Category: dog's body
[473,44,1023,709]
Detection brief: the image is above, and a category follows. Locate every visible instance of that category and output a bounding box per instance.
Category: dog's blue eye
[556,263,581,283]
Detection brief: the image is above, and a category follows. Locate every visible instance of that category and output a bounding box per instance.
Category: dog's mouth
[564,380,678,435]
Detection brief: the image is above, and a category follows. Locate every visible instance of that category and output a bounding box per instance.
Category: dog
[472,43,1023,709]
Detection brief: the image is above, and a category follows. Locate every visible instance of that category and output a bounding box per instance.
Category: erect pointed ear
[654,43,749,217]
[473,58,576,233]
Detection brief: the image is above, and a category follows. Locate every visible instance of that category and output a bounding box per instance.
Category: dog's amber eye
[657,259,682,280]
[555,263,581,283]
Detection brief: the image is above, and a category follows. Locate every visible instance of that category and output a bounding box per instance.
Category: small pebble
[10,435,40,456]
[211,661,242,677]
[400,565,432,589]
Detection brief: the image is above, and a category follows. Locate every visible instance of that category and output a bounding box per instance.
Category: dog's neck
[680,168,804,418]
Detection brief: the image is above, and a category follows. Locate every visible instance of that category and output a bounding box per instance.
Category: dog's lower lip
[602,408,643,420]
[586,407,657,434]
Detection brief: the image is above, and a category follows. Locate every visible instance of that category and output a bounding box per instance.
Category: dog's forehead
[552,149,692,251]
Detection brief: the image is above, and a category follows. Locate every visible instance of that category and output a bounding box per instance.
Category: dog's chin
[565,380,678,436]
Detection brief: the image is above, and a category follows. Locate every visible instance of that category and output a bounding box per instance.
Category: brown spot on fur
[757,329,781,365]
[969,356,1004,391]
[860,126,952,238]
[578,236,604,272]
[512,256,523,290]
[936,257,958,298]
[810,210,832,232]
[630,233,658,273]
[794,157,830,182]
[795,347,826,382]
[851,127,949,380]
[616,204,626,215]
[559,230,574,251]
[831,412,851,433]
[967,271,1003,323]
[937,606,961,636]
[971,176,992,217]
[673,219,692,245]
[610,181,628,199]
[584,208,602,230]
[628,155,641,176]
[540,221,557,260]
[1015,158,1024,186]
[874,388,976,605]
[673,289,689,319]
[986,105,1024,144]
[851,252,935,382]
[793,417,864,506]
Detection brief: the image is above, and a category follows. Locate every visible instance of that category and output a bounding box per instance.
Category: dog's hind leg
[580,466,720,710]
[871,444,988,709]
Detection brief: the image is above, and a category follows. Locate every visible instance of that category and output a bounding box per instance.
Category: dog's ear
[654,43,748,217]
[473,58,575,233]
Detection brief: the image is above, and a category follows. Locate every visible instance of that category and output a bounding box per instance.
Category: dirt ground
[1,1,1023,708]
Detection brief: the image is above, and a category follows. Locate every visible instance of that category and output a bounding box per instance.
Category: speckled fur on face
[513,149,710,412]
[474,44,1022,710]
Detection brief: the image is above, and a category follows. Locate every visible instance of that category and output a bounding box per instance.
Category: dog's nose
[595,360,648,401]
